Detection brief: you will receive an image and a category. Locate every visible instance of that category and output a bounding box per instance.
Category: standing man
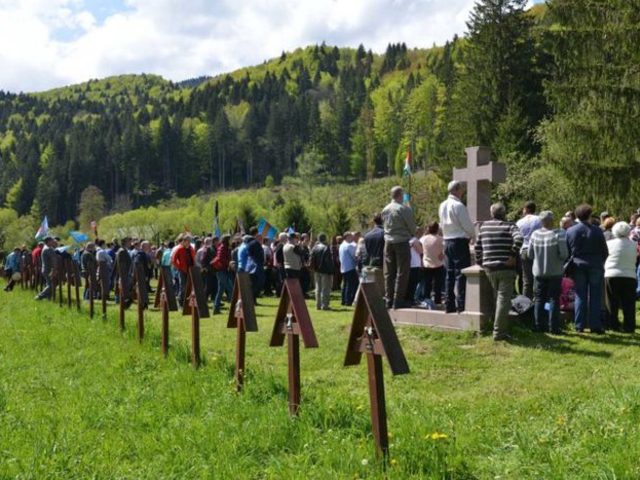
[310,233,335,310]
[517,201,542,299]
[475,203,523,341]
[246,227,265,300]
[528,211,568,334]
[382,186,416,309]
[439,180,475,313]
[35,236,57,300]
[339,232,358,306]
[171,235,195,307]
[362,213,385,295]
[566,204,608,334]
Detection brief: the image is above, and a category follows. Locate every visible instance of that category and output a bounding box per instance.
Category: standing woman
[604,222,637,332]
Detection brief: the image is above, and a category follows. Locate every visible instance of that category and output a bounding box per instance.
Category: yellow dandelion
[556,416,567,426]
[390,458,398,466]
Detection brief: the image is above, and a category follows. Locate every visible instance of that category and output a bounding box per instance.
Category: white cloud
[0,0,526,93]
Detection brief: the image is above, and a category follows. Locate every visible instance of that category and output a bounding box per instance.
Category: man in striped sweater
[475,203,523,341]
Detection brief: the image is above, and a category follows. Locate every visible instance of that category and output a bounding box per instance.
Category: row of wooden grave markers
[32,256,409,461]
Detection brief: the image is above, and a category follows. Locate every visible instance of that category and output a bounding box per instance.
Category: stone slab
[390,308,489,332]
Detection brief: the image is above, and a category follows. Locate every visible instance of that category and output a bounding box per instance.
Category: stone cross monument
[453,146,506,222]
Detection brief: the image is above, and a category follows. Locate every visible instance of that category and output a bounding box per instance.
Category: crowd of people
[3,182,640,341]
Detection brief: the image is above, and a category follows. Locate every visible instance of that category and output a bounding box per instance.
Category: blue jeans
[573,266,604,331]
[444,238,471,312]
[533,276,562,332]
[341,269,358,306]
[214,270,233,309]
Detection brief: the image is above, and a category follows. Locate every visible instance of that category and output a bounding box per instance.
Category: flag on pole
[402,150,412,177]
[257,218,279,239]
[35,216,49,240]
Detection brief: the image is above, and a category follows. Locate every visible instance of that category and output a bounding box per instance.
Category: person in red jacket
[171,234,195,306]
[212,234,232,314]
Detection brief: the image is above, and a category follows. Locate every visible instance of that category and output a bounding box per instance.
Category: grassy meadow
[1,281,639,479]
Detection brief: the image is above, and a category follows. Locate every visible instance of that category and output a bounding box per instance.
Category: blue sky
[0,0,543,93]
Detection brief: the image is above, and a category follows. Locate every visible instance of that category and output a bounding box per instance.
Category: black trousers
[605,277,637,332]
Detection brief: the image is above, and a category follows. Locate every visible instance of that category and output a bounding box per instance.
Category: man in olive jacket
[310,233,335,310]
[382,186,416,309]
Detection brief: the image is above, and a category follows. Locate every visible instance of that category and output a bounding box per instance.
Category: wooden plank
[270,278,318,348]
[362,283,409,376]
[154,266,178,311]
[227,273,257,332]
[181,266,209,318]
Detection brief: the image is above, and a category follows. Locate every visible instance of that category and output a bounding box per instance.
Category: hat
[600,211,610,220]
[43,236,53,242]
[538,211,554,222]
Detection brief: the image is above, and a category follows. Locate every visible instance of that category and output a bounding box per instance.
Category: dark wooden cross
[98,261,109,319]
[344,281,410,459]
[453,146,506,223]
[154,266,178,357]
[182,266,210,368]
[133,262,148,343]
[87,261,96,319]
[270,278,319,416]
[115,260,129,331]
[227,272,258,392]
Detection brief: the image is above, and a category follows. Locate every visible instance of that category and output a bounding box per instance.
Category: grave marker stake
[227,272,258,392]
[98,262,108,319]
[270,278,318,416]
[74,262,81,311]
[161,289,169,357]
[156,267,178,357]
[134,264,146,343]
[182,266,210,369]
[344,282,410,460]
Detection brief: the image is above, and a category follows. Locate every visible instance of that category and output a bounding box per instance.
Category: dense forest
[0,0,639,245]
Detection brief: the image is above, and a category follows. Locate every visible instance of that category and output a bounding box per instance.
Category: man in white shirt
[439,180,476,313]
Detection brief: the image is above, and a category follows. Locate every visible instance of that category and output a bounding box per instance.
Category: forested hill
[1,0,639,240]
[0,42,459,226]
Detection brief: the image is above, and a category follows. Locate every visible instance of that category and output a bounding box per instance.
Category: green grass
[1,283,640,479]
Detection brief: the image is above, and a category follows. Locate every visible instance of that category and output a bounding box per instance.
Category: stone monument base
[390,308,488,332]
[390,264,494,333]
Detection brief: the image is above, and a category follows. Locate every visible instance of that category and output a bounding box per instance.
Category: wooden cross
[98,261,109,319]
[154,266,178,357]
[181,266,210,368]
[344,281,409,459]
[115,259,129,331]
[133,262,148,343]
[227,272,258,392]
[453,146,506,223]
[270,278,319,416]
[87,261,96,319]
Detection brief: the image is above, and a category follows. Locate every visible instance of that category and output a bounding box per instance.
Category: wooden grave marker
[270,278,319,416]
[155,266,178,356]
[181,266,209,368]
[134,262,148,343]
[344,281,409,459]
[98,261,109,318]
[71,259,82,311]
[116,258,129,331]
[87,261,96,319]
[226,272,258,392]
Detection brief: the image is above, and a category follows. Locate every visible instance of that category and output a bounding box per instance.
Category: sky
[0,0,541,93]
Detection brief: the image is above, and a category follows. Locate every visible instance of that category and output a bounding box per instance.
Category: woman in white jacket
[604,222,637,332]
